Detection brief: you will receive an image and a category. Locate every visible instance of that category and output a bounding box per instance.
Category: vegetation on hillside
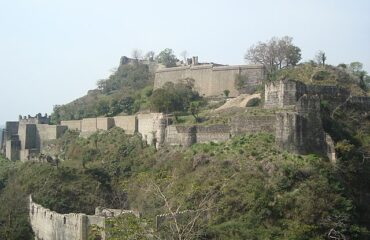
[0,118,370,239]
[51,62,154,123]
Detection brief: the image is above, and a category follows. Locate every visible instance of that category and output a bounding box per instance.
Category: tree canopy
[156,48,177,67]
[150,80,201,114]
[245,36,301,76]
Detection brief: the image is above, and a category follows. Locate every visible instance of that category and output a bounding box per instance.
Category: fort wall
[30,196,94,240]
[154,64,265,97]
[264,79,306,108]
[29,196,136,240]
[165,125,230,146]
[61,120,82,131]
[6,138,20,160]
[113,116,137,134]
[36,125,68,149]
[230,115,276,135]
[137,113,166,147]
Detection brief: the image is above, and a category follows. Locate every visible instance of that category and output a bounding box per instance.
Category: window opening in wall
[64,217,66,224]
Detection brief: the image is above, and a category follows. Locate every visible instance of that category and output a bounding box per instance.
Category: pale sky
[0,0,369,124]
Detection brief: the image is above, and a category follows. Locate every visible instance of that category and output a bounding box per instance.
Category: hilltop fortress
[2,78,369,163]
[154,56,265,97]
[1,56,369,162]
[1,58,370,239]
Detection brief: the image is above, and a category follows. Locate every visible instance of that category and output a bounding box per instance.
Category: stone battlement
[19,113,51,125]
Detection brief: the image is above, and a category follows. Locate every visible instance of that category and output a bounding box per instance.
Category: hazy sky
[0,0,369,124]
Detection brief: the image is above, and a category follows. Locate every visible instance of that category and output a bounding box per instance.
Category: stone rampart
[275,95,327,156]
[36,125,68,149]
[6,137,20,160]
[30,196,98,240]
[264,79,306,108]
[18,124,37,150]
[154,64,265,97]
[61,120,82,131]
[137,113,166,148]
[165,124,230,146]
[113,116,137,134]
[165,125,196,147]
[195,125,231,143]
[230,115,276,135]
[29,196,137,240]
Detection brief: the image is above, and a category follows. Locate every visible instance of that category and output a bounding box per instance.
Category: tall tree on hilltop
[245,36,301,76]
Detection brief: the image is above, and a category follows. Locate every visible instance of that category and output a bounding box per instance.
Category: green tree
[223,89,230,98]
[150,82,201,114]
[95,99,110,116]
[156,48,177,67]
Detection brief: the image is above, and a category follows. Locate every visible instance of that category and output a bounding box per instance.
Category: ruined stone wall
[275,95,326,156]
[165,125,196,147]
[137,113,166,148]
[154,64,265,97]
[29,196,105,240]
[113,116,137,134]
[264,79,306,108]
[230,115,276,135]
[195,125,231,143]
[61,120,82,131]
[306,85,350,102]
[165,125,230,146]
[29,196,137,240]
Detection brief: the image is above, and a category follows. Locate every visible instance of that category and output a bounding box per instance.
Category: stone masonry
[154,60,265,97]
[29,196,137,240]
[1,114,67,161]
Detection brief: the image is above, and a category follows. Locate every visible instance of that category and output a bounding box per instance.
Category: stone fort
[19,79,369,239]
[154,56,265,97]
[1,62,370,238]
[2,79,369,163]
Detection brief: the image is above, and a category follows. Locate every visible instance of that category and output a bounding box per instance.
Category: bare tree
[180,50,188,64]
[245,36,301,75]
[315,50,327,66]
[151,181,213,240]
[132,48,143,60]
[145,51,156,61]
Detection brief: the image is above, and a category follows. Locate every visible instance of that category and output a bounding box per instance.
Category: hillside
[1,94,370,239]
[51,61,154,123]
[0,129,369,239]
[0,59,369,239]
